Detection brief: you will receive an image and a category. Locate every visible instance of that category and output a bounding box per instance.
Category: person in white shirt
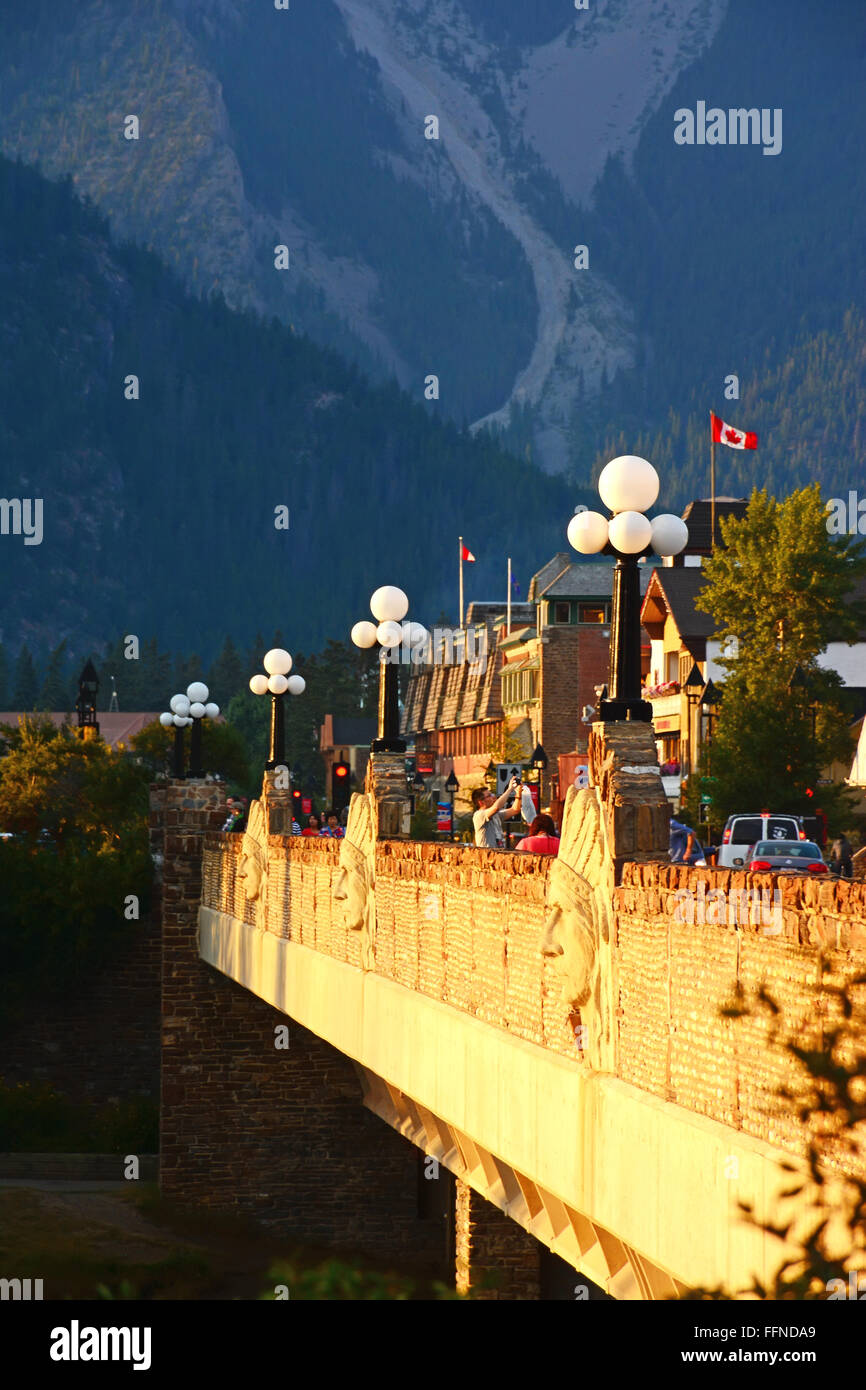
[472,776,522,849]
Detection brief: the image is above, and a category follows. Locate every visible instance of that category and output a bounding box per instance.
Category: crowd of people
[223,787,857,874]
[222,799,348,840]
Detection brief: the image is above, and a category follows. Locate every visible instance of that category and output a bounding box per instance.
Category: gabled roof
[641,567,716,639]
[680,498,748,552]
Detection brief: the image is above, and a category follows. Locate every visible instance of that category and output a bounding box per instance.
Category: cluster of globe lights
[567,455,689,560]
[249,649,306,698]
[159,683,220,728]
[349,586,427,655]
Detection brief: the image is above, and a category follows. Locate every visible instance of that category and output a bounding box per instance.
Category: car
[717,813,805,868]
[746,840,828,876]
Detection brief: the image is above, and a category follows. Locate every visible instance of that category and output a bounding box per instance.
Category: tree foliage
[694,488,866,832]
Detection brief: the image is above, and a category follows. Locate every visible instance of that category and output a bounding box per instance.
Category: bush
[0,1079,158,1153]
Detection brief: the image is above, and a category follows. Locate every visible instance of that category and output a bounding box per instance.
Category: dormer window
[579,603,608,624]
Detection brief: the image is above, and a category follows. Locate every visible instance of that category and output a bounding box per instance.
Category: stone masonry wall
[455,1179,542,1300]
[157,781,445,1270]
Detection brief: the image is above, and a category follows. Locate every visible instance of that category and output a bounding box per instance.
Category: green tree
[130,717,250,791]
[699,486,866,663]
[696,487,866,831]
[0,642,9,707]
[38,639,72,711]
[12,644,38,709]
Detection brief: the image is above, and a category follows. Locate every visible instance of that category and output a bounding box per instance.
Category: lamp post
[445,767,458,833]
[249,648,306,771]
[185,682,220,779]
[159,694,193,777]
[567,456,688,720]
[682,662,704,777]
[700,679,719,769]
[350,587,426,753]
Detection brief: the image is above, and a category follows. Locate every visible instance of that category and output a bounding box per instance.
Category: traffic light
[291,787,303,815]
[332,760,351,811]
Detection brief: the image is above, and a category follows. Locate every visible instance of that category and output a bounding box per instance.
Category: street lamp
[249,648,306,771]
[683,662,704,776]
[530,743,548,774]
[159,693,194,778]
[567,456,688,720]
[185,682,220,779]
[158,684,219,778]
[445,767,458,834]
[350,586,427,753]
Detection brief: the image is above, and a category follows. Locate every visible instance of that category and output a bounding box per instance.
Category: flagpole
[710,413,716,555]
[507,557,512,636]
[459,535,464,629]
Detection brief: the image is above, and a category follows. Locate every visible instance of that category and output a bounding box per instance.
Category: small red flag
[461,545,476,562]
[711,411,757,450]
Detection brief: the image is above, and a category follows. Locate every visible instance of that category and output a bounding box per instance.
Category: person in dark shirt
[669,817,706,865]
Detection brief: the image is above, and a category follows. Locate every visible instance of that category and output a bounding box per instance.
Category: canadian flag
[461,544,476,562]
[711,411,757,450]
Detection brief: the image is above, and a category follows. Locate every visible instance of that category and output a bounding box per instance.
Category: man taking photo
[472,775,523,850]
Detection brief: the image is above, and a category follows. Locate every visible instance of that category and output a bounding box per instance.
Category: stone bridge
[154,726,866,1299]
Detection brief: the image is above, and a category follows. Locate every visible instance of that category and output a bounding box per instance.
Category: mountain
[0,155,572,661]
[0,0,727,474]
[0,0,862,523]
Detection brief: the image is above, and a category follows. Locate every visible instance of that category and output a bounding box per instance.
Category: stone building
[402,555,655,809]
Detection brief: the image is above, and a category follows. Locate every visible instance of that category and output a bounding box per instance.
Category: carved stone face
[541,858,596,1010]
[238,852,263,900]
[334,863,367,932]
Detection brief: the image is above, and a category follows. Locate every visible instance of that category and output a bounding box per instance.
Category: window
[502,667,539,707]
[553,602,571,624]
[578,603,607,624]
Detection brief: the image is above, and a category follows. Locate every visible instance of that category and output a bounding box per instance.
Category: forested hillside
[0,156,571,662]
[562,0,866,501]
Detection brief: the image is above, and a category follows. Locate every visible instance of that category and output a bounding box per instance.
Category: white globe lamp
[567,510,609,555]
[370,586,409,623]
[598,455,659,514]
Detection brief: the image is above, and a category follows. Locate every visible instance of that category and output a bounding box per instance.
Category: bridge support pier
[455,1180,542,1300]
[154,780,444,1278]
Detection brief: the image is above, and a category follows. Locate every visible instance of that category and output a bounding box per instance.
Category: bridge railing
[201,833,866,1165]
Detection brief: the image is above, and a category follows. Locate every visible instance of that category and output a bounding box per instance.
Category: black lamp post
[700,679,719,772]
[249,648,306,772]
[159,683,220,778]
[445,767,458,834]
[350,587,426,754]
[75,660,100,738]
[567,456,688,721]
[683,662,704,776]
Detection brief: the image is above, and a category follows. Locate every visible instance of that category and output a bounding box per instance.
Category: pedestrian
[515,813,560,856]
[221,798,244,833]
[669,817,707,866]
[471,776,522,850]
[302,814,321,837]
[319,810,345,840]
[830,833,854,880]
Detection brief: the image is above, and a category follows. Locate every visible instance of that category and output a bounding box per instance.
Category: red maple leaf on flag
[724,428,741,444]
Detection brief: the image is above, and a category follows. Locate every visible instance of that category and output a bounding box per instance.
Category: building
[319,714,377,804]
[641,513,866,812]
[0,710,161,751]
[402,555,656,810]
